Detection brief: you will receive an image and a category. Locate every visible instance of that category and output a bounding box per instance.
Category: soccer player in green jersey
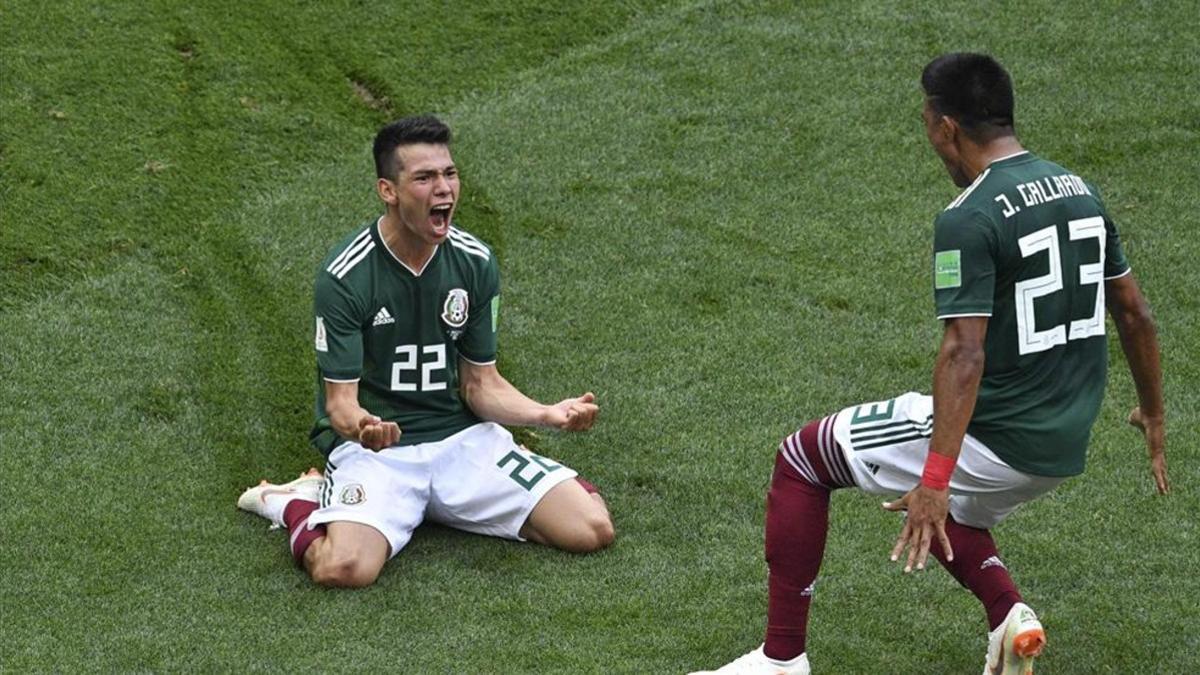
[691,54,1168,675]
[238,116,614,587]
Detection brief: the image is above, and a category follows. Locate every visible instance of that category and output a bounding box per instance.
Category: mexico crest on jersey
[442,288,469,328]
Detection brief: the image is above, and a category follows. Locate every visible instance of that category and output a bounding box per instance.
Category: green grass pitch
[2,1,1197,672]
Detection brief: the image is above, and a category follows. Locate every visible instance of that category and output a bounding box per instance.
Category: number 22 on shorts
[497,450,562,490]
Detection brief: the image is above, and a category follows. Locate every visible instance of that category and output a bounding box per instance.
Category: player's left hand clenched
[543,392,598,431]
[883,484,953,573]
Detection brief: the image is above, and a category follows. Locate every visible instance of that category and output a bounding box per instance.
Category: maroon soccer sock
[282,499,325,565]
[931,518,1022,630]
[763,451,831,661]
[575,476,600,494]
[779,413,855,489]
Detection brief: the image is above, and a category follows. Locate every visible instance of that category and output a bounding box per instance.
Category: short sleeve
[1102,216,1130,279]
[457,254,500,364]
[934,209,996,319]
[314,271,366,381]
[1085,181,1131,280]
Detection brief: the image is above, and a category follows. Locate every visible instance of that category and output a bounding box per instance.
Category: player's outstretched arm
[458,359,598,431]
[1105,272,1168,494]
[323,380,401,451]
[885,316,987,572]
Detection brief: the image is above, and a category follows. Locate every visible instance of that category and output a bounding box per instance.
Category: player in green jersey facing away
[691,54,1168,675]
[238,116,614,587]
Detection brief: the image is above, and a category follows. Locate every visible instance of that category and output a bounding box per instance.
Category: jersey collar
[374,216,440,277]
[987,150,1031,167]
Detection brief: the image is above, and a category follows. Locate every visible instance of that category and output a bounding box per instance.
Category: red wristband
[920,451,956,490]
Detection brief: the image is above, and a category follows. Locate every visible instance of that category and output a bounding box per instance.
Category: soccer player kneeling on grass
[238,116,614,587]
[690,53,1168,675]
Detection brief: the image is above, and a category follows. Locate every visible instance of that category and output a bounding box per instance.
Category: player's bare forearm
[459,360,550,426]
[1106,273,1168,493]
[929,317,988,460]
[328,400,371,440]
[459,359,598,431]
[466,376,549,426]
[1106,274,1164,418]
[323,380,400,449]
[884,317,987,573]
[324,381,368,436]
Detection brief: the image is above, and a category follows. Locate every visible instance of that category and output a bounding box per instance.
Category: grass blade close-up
[2,1,1196,673]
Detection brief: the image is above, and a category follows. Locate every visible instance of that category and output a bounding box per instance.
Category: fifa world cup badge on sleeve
[935,250,962,289]
[315,316,329,352]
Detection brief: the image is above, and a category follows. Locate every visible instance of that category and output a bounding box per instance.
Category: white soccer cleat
[688,645,810,675]
[984,602,1046,675]
[236,468,323,529]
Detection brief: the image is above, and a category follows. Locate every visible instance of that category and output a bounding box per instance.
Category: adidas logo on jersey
[372,307,395,327]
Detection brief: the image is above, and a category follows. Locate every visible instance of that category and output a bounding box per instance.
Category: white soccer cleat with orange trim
[688,645,810,675]
[984,602,1046,675]
[237,468,323,529]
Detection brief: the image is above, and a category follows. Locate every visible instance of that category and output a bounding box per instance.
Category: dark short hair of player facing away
[373,115,453,180]
[921,53,1016,143]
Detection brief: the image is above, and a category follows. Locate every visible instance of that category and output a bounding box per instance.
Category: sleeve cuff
[321,375,361,383]
[936,312,993,320]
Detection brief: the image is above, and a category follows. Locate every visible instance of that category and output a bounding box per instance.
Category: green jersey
[309,217,500,454]
[933,152,1129,476]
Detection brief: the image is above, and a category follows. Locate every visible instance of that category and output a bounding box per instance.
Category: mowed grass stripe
[0,1,690,312]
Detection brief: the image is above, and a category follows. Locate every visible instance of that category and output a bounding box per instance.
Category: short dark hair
[921,53,1015,142]
[373,115,452,179]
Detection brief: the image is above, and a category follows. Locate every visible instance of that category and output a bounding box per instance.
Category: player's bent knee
[311,559,380,588]
[587,510,617,551]
[307,521,389,587]
[309,551,383,588]
[569,505,616,553]
[524,481,615,553]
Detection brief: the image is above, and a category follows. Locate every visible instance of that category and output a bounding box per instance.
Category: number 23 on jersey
[1016,216,1106,356]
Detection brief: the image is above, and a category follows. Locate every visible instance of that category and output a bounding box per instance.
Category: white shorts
[307,422,578,557]
[832,392,1066,529]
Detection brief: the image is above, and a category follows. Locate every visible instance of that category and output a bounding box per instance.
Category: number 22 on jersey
[391,343,447,391]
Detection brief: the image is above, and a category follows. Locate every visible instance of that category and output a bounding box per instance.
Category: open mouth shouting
[430,203,453,235]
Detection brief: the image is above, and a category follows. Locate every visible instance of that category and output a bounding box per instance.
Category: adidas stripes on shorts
[307,422,578,557]
[830,392,1065,529]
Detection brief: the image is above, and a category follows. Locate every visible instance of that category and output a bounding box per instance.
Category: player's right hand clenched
[358,414,401,451]
[545,392,599,432]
